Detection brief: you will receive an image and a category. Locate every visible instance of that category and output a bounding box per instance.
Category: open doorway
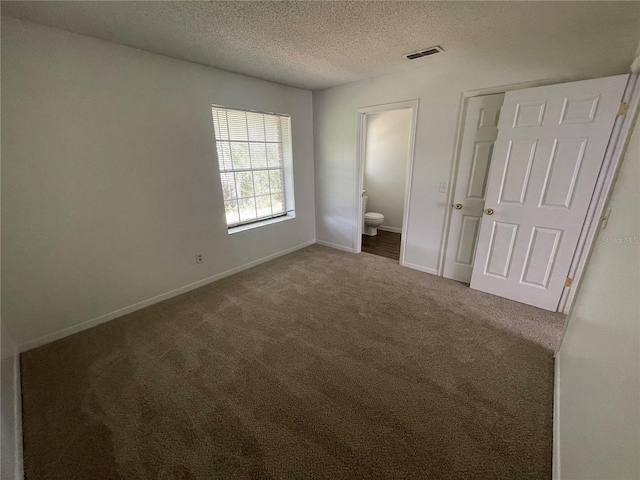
[355,100,418,264]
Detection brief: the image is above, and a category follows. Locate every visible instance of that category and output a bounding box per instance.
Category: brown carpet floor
[21,245,565,479]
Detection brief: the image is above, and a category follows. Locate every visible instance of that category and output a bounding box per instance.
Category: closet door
[444,93,504,283]
[470,75,627,310]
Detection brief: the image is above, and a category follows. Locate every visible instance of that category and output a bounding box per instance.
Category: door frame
[439,74,637,313]
[557,72,640,313]
[354,99,419,266]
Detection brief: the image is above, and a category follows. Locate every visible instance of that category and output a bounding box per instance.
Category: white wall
[1,17,315,347]
[313,51,634,272]
[364,109,411,231]
[555,117,639,479]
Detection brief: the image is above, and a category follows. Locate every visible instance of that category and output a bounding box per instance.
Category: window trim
[211,104,295,231]
[227,211,296,235]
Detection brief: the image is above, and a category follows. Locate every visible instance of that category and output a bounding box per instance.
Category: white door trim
[354,99,419,267]
[557,73,640,314]
[439,75,637,313]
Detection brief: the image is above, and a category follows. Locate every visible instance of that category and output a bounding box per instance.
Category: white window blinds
[211,106,293,228]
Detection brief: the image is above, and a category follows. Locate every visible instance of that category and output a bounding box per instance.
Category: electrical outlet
[195,253,204,264]
[439,182,448,193]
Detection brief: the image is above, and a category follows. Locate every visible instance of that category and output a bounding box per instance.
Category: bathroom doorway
[355,100,418,264]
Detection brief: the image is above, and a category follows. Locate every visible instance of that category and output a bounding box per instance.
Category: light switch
[439,182,448,193]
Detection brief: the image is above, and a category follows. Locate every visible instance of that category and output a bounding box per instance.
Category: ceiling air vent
[405,46,444,60]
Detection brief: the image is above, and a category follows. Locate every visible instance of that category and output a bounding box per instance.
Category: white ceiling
[2,1,639,91]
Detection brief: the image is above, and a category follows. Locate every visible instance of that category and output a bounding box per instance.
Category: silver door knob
[453,203,463,210]
[485,208,494,215]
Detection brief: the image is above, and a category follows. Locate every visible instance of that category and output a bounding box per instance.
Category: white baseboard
[315,239,355,253]
[401,261,438,276]
[379,225,402,234]
[18,240,316,352]
[13,345,24,480]
[553,355,561,480]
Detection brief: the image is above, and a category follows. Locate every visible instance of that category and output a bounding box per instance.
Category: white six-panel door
[444,93,504,283]
[470,75,628,311]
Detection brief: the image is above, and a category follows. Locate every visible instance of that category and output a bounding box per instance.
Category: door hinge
[617,102,629,116]
[565,277,573,287]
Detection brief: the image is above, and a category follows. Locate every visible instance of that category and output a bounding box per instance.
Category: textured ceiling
[2,1,640,90]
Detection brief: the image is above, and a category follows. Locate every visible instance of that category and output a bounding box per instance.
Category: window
[211,106,294,230]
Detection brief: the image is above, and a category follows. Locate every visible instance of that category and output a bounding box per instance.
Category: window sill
[228,213,295,234]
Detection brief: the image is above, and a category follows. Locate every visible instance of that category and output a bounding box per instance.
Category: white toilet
[362,195,384,236]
